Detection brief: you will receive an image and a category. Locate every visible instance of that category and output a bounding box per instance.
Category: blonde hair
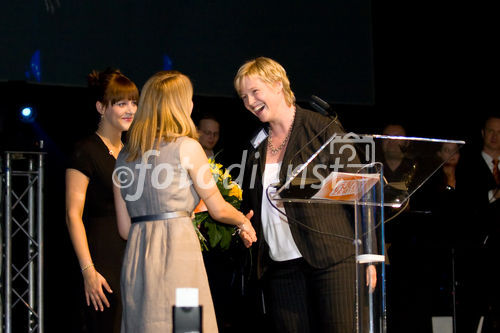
[234,57,295,107]
[125,70,198,162]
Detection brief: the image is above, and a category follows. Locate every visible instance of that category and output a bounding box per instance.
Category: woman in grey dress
[112,70,257,333]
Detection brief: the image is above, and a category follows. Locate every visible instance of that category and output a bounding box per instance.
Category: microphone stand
[451,247,457,333]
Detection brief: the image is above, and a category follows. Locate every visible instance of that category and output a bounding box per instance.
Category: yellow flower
[194,159,244,251]
[222,169,231,180]
[228,183,243,200]
[209,163,221,178]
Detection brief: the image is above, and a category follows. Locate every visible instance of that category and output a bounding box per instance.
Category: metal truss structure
[1,152,45,333]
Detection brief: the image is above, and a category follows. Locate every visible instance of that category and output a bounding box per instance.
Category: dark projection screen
[1,0,373,104]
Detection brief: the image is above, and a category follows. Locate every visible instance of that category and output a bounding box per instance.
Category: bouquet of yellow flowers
[192,158,243,251]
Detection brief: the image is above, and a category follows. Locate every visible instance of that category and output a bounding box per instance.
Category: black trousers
[263,257,356,333]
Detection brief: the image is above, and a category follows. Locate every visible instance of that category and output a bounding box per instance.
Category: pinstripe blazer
[241,106,358,279]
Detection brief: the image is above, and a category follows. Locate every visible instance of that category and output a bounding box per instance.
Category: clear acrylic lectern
[267,131,465,333]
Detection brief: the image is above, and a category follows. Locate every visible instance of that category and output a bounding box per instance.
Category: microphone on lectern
[309,95,333,117]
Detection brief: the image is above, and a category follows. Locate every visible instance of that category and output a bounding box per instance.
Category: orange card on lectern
[312,172,380,201]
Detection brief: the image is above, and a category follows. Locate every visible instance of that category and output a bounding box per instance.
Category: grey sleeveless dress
[115,137,218,333]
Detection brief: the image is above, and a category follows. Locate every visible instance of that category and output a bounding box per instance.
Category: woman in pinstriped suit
[234,57,376,333]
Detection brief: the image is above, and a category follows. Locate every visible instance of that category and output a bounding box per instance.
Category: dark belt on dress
[130,211,191,223]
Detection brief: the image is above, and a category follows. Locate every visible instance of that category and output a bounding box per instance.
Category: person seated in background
[380,123,432,332]
[413,142,465,327]
[380,124,415,186]
[436,142,461,189]
[196,113,221,159]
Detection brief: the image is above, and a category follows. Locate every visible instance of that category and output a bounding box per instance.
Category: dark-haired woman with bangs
[65,68,138,333]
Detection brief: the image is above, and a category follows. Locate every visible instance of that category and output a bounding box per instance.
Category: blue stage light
[21,107,33,117]
[25,50,42,82]
[19,106,37,123]
[30,50,41,82]
[163,54,173,70]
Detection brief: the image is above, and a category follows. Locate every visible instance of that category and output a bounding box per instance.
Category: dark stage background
[1,0,374,104]
[0,0,489,332]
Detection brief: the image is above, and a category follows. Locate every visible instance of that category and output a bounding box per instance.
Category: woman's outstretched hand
[239,210,257,248]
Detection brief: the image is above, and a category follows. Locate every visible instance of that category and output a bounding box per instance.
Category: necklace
[96,132,123,156]
[108,142,123,156]
[268,109,296,155]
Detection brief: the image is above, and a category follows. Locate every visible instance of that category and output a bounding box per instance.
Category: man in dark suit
[234,57,377,333]
[458,115,500,332]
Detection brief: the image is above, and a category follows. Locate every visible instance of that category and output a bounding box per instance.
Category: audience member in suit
[458,115,500,332]
[196,113,221,160]
[233,56,377,333]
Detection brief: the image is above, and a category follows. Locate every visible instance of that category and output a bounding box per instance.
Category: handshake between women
[237,210,257,248]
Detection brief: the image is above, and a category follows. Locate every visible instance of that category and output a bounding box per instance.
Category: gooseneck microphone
[309,95,333,117]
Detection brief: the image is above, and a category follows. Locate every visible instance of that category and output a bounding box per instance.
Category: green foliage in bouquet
[192,159,243,251]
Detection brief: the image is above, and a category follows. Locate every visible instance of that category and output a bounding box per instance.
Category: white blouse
[261,162,302,261]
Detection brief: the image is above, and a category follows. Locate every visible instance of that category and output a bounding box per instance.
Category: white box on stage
[432,316,453,333]
[173,288,201,333]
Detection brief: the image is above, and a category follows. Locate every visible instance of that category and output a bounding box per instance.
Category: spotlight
[22,107,32,117]
[19,106,37,123]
